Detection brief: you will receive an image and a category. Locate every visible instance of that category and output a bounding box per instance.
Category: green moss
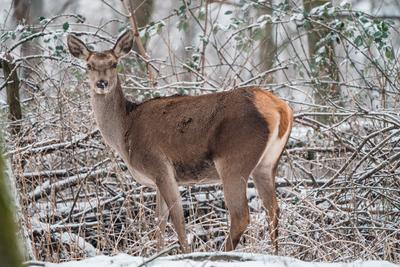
[0,150,23,267]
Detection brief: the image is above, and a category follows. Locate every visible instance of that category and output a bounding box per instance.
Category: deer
[67,30,293,254]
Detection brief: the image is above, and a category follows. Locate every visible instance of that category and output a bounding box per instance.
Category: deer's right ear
[67,35,91,60]
[113,30,133,58]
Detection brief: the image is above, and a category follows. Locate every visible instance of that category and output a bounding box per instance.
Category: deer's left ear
[113,30,133,58]
[67,34,91,60]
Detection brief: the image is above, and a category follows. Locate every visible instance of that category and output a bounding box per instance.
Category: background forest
[0,0,399,264]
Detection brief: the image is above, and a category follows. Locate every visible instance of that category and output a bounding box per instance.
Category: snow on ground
[43,252,399,267]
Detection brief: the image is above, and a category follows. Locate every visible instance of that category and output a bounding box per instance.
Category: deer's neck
[90,79,134,151]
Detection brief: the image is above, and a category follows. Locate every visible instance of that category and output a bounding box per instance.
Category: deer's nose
[96,80,108,89]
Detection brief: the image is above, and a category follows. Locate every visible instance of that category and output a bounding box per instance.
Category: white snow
[42,252,399,267]
[56,232,97,258]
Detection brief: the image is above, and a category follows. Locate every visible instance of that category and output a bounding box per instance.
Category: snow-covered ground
[43,252,399,267]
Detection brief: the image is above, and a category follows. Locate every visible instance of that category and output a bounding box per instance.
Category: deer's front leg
[156,175,189,253]
[156,188,168,251]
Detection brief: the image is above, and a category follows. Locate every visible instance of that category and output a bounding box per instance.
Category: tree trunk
[258,1,276,83]
[304,0,340,122]
[13,0,43,98]
[128,0,154,49]
[124,0,155,84]
[129,0,153,28]
[2,54,22,135]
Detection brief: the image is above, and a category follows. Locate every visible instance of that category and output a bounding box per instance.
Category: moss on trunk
[0,147,23,267]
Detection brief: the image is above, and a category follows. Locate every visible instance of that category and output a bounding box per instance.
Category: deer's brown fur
[67,31,293,253]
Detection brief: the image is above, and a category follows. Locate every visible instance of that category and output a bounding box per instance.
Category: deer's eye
[87,64,93,70]
[112,63,117,68]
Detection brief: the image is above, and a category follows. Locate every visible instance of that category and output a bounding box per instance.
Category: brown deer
[67,31,293,253]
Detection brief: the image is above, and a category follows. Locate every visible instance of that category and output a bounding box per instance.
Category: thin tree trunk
[13,0,43,98]
[129,0,153,29]
[258,1,276,83]
[123,0,155,85]
[304,0,340,122]
[127,0,154,50]
[2,54,22,135]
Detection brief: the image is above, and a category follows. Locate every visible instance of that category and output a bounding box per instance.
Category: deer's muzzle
[96,80,109,89]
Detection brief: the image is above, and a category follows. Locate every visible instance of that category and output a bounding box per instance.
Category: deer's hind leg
[251,125,289,254]
[221,174,250,251]
[252,163,280,254]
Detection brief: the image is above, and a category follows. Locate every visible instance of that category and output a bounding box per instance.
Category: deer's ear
[67,35,91,60]
[113,30,133,58]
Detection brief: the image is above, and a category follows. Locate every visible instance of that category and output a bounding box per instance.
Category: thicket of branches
[0,0,399,263]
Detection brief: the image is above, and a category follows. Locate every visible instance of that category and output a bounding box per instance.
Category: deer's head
[67,31,133,95]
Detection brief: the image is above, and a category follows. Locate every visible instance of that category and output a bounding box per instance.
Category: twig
[101,0,129,17]
[137,244,180,267]
[22,261,45,267]
[29,168,114,201]
[357,151,400,182]
[200,0,209,77]
[320,126,396,189]
[5,159,35,260]
[67,158,111,221]
[0,58,21,91]
[122,0,156,85]
[238,66,289,86]
[7,129,100,156]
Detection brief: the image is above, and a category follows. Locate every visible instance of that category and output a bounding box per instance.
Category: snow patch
[42,252,399,267]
